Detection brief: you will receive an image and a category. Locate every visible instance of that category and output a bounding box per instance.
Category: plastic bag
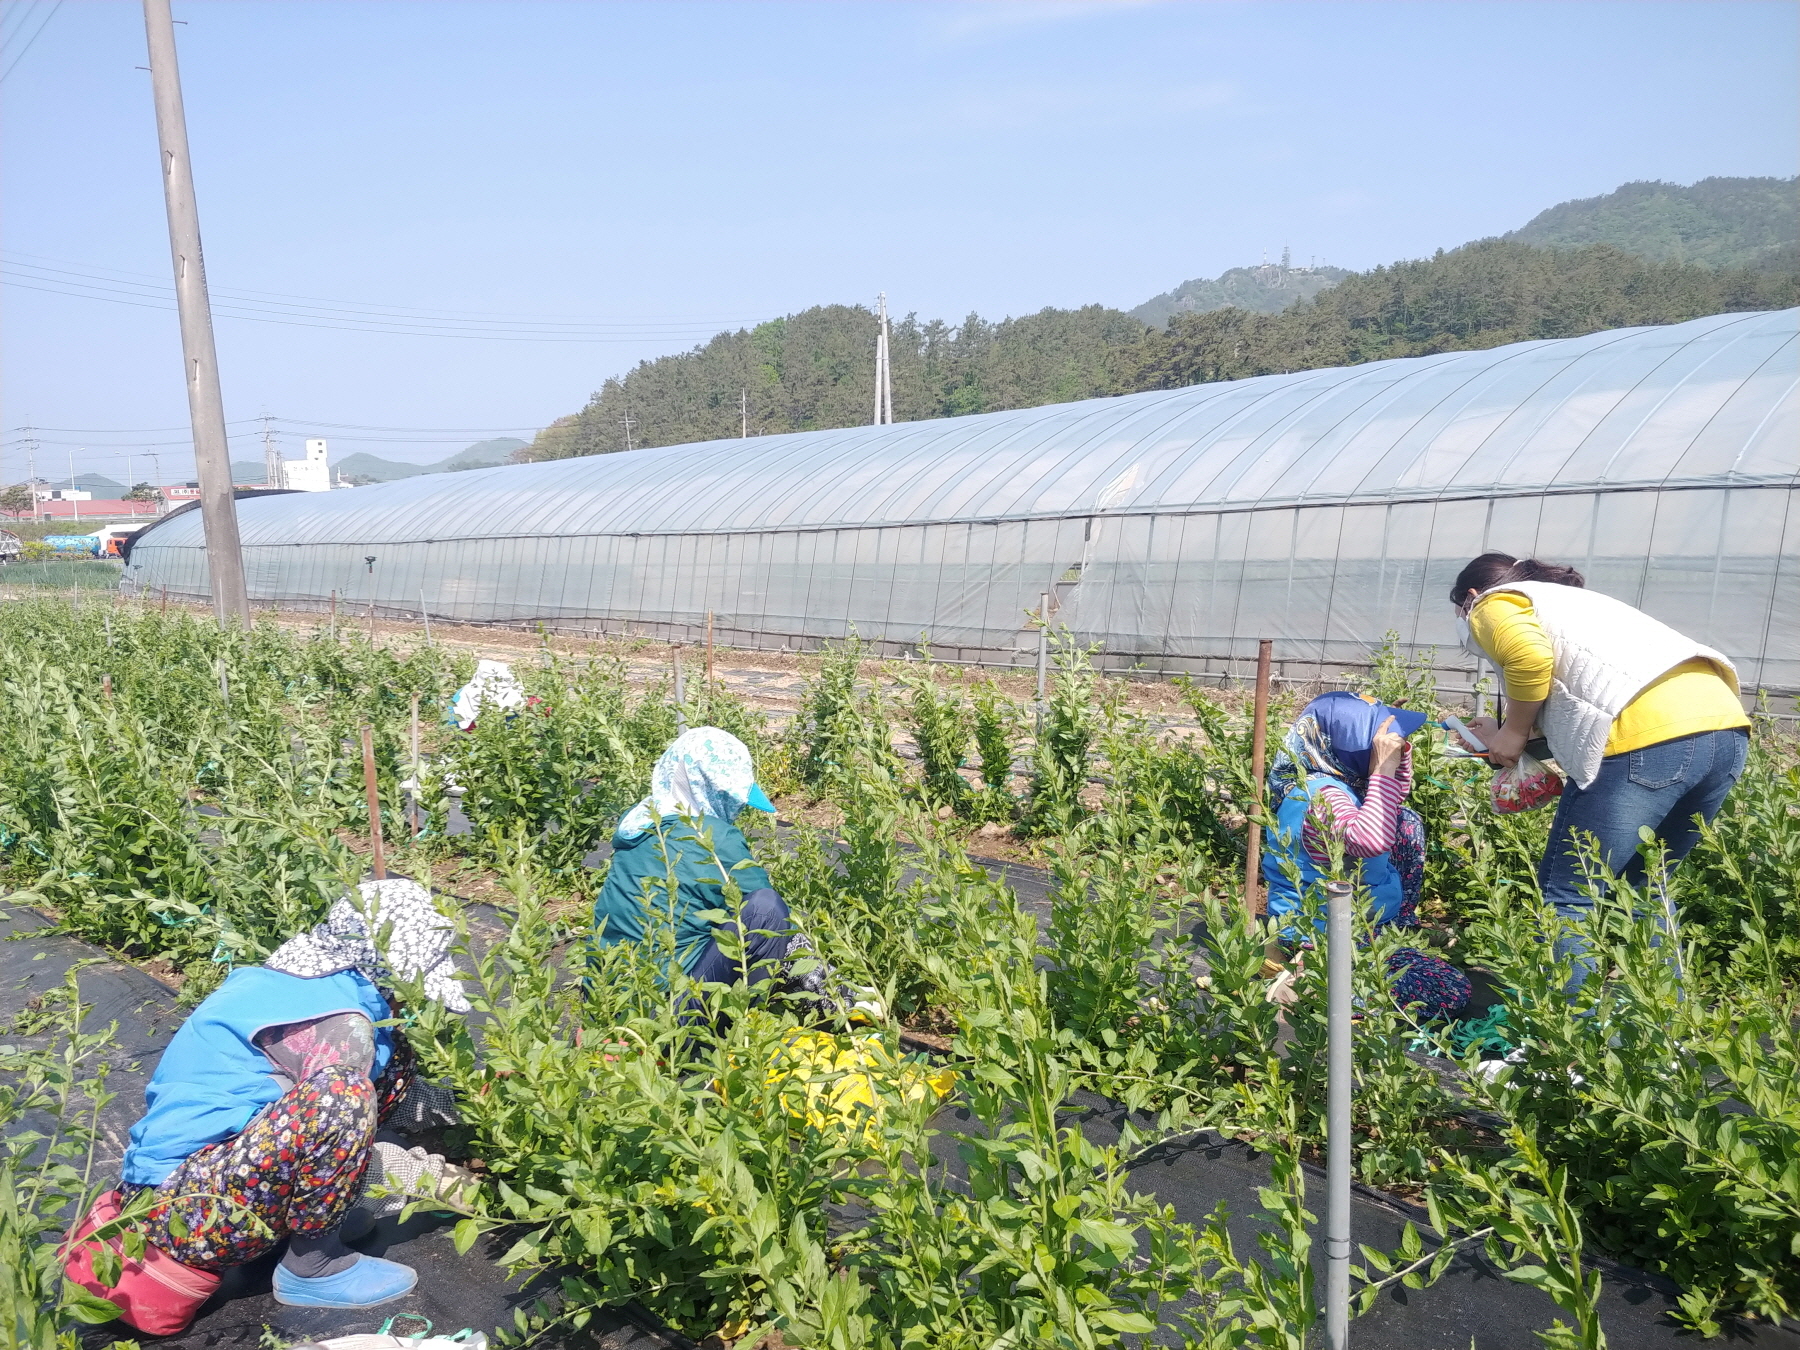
[1491,752,1563,813]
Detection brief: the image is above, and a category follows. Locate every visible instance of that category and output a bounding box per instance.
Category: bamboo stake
[360,724,386,879]
[672,646,688,734]
[705,609,715,688]
[1243,638,1273,930]
[420,588,433,646]
[329,589,337,640]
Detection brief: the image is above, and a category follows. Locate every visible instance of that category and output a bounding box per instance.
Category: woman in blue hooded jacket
[81,879,470,1326]
[1262,691,1472,1021]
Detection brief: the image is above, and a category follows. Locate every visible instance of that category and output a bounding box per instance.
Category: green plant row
[2,597,1796,1345]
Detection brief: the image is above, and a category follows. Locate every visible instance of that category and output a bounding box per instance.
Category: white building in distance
[281,438,333,492]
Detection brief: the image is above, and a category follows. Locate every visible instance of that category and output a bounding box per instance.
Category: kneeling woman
[76,880,469,1328]
[594,728,837,1005]
[1262,691,1471,1021]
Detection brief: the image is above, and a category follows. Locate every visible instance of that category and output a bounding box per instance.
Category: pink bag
[1491,752,1564,814]
[61,1189,221,1336]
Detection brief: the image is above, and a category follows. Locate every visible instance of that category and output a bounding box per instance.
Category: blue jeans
[1540,727,1748,991]
[688,887,793,987]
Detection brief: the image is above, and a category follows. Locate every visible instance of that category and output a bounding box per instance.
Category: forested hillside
[1503,177,1797,271]
[1130,258,1352,328]
[519,240,1796,460]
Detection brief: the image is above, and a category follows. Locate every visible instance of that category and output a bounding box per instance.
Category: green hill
[1502,177,1798,271]
[519,176,1800,462]
[521,241,1795,461]
[1131,259,1353,329]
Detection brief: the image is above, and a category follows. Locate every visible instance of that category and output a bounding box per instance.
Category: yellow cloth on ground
[1470,593,1748,757]
[764,1030,956,1147]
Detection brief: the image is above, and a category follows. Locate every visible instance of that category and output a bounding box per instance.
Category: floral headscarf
[1267,691,1427,800]
[264,877,471,1013]
[616,727,773,839]
[451,659,526,730]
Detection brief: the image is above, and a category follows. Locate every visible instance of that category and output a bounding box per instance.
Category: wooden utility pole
[142,0,249,628]
[1243,638,1274,929]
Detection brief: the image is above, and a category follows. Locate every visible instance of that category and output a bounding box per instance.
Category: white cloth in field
[451,659,526,729]
[1480,582,1738,789]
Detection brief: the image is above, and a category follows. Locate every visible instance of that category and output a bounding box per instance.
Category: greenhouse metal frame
[126,307,1800,694]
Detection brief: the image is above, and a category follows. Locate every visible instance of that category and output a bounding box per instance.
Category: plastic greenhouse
[125,307,1800,694]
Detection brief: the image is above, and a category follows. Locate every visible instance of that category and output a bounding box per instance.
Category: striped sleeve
[1301,771,1411,864]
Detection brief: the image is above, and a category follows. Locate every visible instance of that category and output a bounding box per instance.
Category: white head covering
[616,727,765,839]
[264,877,471,1013]
[451,659,526,729]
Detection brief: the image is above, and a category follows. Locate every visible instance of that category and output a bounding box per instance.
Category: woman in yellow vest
[1453,552,1749,991]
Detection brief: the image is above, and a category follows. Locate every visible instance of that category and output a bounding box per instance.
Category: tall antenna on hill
[872,293,893,426]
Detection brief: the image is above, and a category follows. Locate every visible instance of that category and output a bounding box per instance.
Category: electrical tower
[872,293,893,426]
[262,415,284,489]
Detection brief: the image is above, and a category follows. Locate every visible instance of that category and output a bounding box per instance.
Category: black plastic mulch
[5,879,1796,1350]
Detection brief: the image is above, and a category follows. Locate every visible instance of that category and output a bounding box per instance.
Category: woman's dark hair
[1449,552,1585,608]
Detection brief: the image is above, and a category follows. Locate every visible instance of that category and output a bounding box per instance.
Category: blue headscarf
[616,727,775,840]
[1268,691,1427,798]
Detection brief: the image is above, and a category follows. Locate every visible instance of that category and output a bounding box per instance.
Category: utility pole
[262,414,283,489]
[872,292,893,426]
[142,0,249,627]
[25,429,40,521]
[620,414,636,452]
[69,448,79,523]
[740,388,747,439]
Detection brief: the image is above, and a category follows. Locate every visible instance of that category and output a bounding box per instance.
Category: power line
[0,0,62,84]
[2,254,759,342]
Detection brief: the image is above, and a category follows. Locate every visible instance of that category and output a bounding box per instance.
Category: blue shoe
[273,1255,418,1309]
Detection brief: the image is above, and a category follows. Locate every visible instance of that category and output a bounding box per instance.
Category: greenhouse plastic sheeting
[126,308,1800,691]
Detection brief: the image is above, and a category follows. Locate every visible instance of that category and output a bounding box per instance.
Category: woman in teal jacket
[593,728,837,1001]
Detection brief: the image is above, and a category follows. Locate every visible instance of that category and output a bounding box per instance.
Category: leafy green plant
[898,652,971,814]
[1019,630,1104,836]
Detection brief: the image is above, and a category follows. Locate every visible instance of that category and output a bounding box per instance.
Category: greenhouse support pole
[1035,593,1051,731]
[360,724,386,880]
[1243,638,1273,929]
[142,0,249,630]
[1325,878,1353,1350]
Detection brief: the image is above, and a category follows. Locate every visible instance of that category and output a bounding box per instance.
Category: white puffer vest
[1474,581,1738,790]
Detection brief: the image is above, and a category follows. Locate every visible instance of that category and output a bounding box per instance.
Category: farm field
[3,593,1798,1349]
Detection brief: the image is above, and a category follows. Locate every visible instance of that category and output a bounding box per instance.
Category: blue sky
[3,0,1795,482]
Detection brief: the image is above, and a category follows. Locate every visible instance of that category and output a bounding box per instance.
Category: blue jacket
[592,814,772,976]
[122,966,393,1187]
[1262,772,1405,927]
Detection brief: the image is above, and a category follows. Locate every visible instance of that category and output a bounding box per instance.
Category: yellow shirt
[1469,592,1748,757]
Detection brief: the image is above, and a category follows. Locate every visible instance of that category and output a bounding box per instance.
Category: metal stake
[360,724,386,879]
[142,0,249,628]
[1325,877,1354,1350]
[409,691,421,837]
[1244,637,1274,929]
[1035,592,1050,732]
